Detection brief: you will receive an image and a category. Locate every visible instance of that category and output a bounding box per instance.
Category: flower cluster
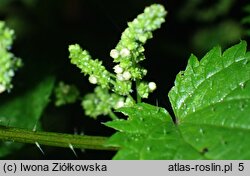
[109,4,166,99]
[110,4,166,80]
[68,4,166,119]
[54,81,80,106]
[69,44,111,88]
[0,21,22,93]
[82,86,122,118]
[138,81,157,98]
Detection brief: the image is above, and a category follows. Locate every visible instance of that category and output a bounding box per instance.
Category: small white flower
[0,84,6,93]
[148,82,157,91]
[117,74,124,81]
[110,49,119,59]
[88,75,98,84]
[120,48,130,57]
[115,99,124,109]
[113,65,123,74]
[122,71,131,80]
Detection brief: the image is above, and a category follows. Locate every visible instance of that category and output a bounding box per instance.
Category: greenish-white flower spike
[82,86,124,119]
[54,81,80,106]
[0,21,22,93]
[111,4,167,80]
[69,4,166,119]
[69,44,111,88]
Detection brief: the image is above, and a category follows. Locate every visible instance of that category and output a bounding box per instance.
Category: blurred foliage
[0,0,38,9]
[54,81,80,107]
[242,4,250,37]
[178,0,245,53]
[192,20,243,52]
[179,0,235,22]
[0,0,38,38]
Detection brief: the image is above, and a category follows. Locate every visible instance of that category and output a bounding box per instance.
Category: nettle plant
[0,4,250,159]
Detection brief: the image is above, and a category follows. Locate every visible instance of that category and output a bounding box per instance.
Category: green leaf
[169,41,250,159]
[105,103,204,159]
[106,41,250,159]
[0,76,55,157]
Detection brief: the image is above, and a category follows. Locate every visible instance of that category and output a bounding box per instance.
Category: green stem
[0,125,117,151]
[136,79,141,103]
[109,111,118,120]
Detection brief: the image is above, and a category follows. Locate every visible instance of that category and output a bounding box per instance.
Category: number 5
[238,163,244,171]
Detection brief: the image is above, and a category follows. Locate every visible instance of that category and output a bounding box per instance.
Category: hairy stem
[0,125,117,151]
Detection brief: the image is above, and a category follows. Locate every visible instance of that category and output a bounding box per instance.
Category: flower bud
[122,71,131,80]
[120,48,130,57]
[110,49,119,59]
[117,74,124,81]
[113,65,123,74]
[148,82,156,91]
[88,75,98,84]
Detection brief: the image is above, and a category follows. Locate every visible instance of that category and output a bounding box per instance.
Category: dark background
[0,0,248,159]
